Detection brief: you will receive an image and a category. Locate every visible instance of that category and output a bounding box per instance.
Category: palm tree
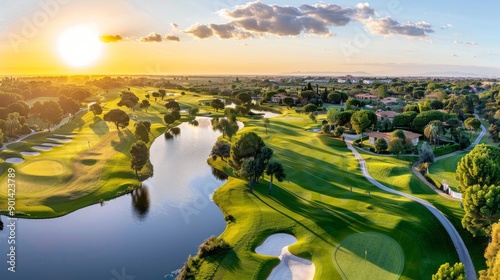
[265,161,286,195]
[424,120,443,148]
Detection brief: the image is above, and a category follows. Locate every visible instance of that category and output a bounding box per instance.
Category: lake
[0,117,226,280]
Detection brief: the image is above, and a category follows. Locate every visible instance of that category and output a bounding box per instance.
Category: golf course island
[1,76,499,280]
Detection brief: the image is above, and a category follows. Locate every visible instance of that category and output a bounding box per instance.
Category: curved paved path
[411,114,487,200]
[346,142,477,280]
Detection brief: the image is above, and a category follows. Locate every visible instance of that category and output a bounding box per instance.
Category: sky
[0,0,499,77]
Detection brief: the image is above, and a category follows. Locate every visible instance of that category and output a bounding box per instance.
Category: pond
[0,117,227,279]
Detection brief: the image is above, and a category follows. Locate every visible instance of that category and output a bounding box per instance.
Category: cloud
[184,1,433,39]
[140,32,163,42]
[165,35,180,42]
[453,40,478,46]
[185,24,213,39]
[100,34,123,43]
[362,17,434,37]
[441,24,453,30]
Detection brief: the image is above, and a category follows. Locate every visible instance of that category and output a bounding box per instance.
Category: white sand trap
[41,143,63,147]
[54,134,76,138]
[47,137,73,143]
[5,157,24,164]
[33,146,53,151]
[20,151,41,156]
[255,233,315,280]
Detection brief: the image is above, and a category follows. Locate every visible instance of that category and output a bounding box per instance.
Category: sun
[57,24,103,68]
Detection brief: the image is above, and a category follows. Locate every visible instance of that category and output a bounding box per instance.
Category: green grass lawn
[361,151,487,274]
[194,113,463,279]
[0,87,219,218]
[427,153,465,192]
[334,232,404,280]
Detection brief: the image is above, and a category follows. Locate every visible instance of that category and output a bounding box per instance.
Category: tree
[327,92,341,104]
[211,99,225,112]
[303,104,318,113]
[152,91,160,101]
[0,129,3,147]
[266,161,286,194]
[388,138,405,156]
[412,110,448,133]
[58,95,80,115]
[455,144,500,236]
[140,100,151,113]
[130,141,149,178]
[89,103,102,116]
[40,100,63,131]
[263,118,270,134]
[165,100,181,112]
[230,132,265,170]
[462,184,500,237]
[163,114,175,128]
[432,262,465,280]
[210,140,231,161]
[104,109,130,130]
[188,107,199,117]
[283,97,294,109]
[480,222,500,279]
[159,89,167,100]
[464,117,481,138]
[391,129,406,141]
[118,91,139,110]
[309,113,317,123]
[326,108,338,129]
[455,144,500,192]
[134,121,150,143]
[351,110,376,138]
[377,84,388,99]
[239,157,261,192]
[419,142,435,163]
[424,120,444,147]
[235,92,252,105]
[299,90,315,100]
[374,138,388,153]
[5,112,21,136]
[212,118,239,140]
[337,111,354,127]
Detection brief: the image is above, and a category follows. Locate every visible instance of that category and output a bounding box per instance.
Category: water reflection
[0,216,3,232]
[131,185,150,221]
[188,120,199,126]
[211,167,229,181]
[164,131,173,139]
[171,127,181,135]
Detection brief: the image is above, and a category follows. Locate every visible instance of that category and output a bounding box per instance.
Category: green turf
[427,153,465,192]
[194,112,463,279]
[0,86,219,218]
[334,232,404,280]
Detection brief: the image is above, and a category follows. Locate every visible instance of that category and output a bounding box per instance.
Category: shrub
[434,143,459,157]
[198,236,231,258]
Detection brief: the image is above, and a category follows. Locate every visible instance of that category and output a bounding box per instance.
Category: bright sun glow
[58,25,103,68]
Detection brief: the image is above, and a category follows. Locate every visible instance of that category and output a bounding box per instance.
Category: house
[271,94,299,104]
[380,97,400,105]
[367,130,422,146]
[355,93,378,101]
[376,111,400,123]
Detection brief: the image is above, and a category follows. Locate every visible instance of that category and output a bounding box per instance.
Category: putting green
[333,232,404,280]
[21,160,66,176]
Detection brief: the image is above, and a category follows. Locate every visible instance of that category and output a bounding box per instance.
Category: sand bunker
[255,233,315,280]
[47,137,73,143]
[33,146,53,151]
[22,160,65,176]
[41,143,63,147]
[53,134,76,138]
[5,157,24,164]
[21,151,41,156]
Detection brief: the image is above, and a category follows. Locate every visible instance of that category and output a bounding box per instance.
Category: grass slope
[362,151,487,273]
[0,87,219,218]
[195,112,461,279]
